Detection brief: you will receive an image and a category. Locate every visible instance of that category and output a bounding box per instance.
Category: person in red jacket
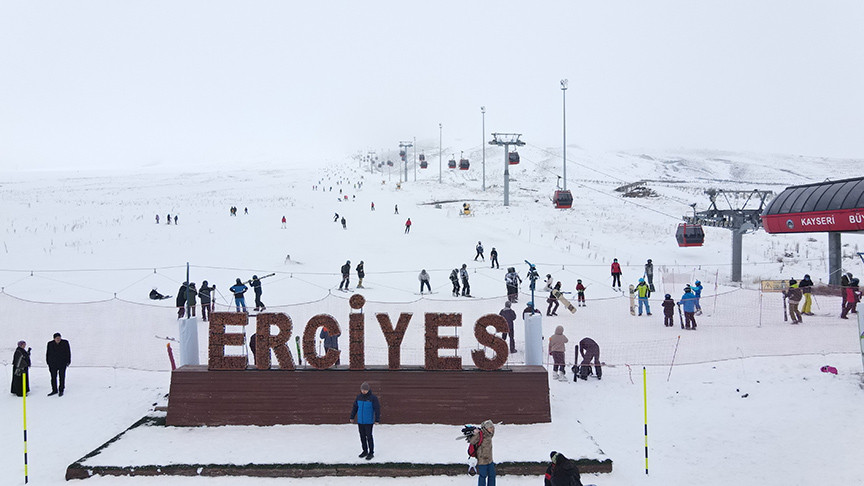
[404,218,412,234]
[610,258,622,290]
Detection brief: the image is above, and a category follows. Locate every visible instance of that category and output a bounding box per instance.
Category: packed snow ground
[1,148,863,485]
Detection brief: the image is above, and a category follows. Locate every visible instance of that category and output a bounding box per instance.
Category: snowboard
[551,289,577,314]
[295,336,302,366]
[629,284,636,316]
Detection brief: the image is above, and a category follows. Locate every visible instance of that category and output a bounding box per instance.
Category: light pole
[481,106,486,191]
[438,123,443,184]
[413,136,416,182]
[561,79,568,191]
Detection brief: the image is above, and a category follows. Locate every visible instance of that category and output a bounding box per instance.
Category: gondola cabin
[399,150,406,158]
[459,158,470,170]
[387,160,394,167]
[420,160,428,169]
[675,223,704,247]
[419,153,426,162]
[448,159,457,169]
[553,190,573,209]
[508,151,520,165]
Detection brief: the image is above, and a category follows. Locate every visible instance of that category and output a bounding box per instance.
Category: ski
[154,335,179,343]
[677,302,684,328]
[295,336,302,366]
[782,294,788,322]
[628,284,636,316]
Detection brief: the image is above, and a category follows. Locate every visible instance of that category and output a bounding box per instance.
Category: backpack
[467,430,483,457]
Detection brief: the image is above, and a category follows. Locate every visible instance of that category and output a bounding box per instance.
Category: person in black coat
[339,261,351,290]
[46,332,71,396]
[176,282,188,318]
[199,281,215,321]
[251,275,266,311]
[545,451,583,486]
[11,340,31,397]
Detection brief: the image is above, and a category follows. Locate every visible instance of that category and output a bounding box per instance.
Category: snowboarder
[334,212,340,222]
[460,264,471,296]
[546,282,562,316]
[46,333,71,396]
[611,258,622,290]
[576,337,601,380]
[356,261,365,288]
[281,216,287,229]
[418,269,431,294]
[350,381,380,461]
[341,216,347,229]
[799,274,814,315]
[199,281,215,321]
[636,278,652,316]
[546,451,584,486]
[644,258,655,292]
[149,288,171,300]
[499,301,517,353]
[449,268,461,296]
[11,340,31,397]
[474,241,485,261]
[320,326,340,365]
[661,294,675,327]
[693,280,704,315]
[544,274,554,291]
[468,420,496,485]
[251,275,266,312]
[230,278,248,313]
[575,280,586,307]
[176,282,188,318]
[680,285,698,329]
[548,325,569,381]
[505,267,522,303]
[490,247,499,269]
[404,218,412,234]
[340,261,351,291]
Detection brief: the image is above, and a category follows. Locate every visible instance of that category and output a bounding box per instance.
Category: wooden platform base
[166,365,551,426]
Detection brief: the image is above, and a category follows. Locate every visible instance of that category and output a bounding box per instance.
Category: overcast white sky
[1,1,862,171]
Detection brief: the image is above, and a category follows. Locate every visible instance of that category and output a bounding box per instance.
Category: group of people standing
[11,333,71,398]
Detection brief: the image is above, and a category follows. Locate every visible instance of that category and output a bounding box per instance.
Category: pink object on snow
[820,365,838,375]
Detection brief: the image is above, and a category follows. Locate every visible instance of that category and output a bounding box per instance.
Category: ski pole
[22,371,29,484]
[667,335,681,382]
[643,366,649,476]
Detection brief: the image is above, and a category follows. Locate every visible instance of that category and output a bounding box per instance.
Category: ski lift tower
[489,133,525,207]
[399,141,413,183]
[683,189,773,282]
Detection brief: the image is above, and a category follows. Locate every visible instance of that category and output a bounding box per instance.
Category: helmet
[577,279,582,283]
[789,279,797,285]
[639,278,644,282]
[665,294,671,299]
[684,286,692,292]
[613,258,618,262]
[253,275,258,279]
[804,274,810,279]
[647,259,652,263]
[527,301,534,307]
[547,274,552,278]
[695,280,701,285]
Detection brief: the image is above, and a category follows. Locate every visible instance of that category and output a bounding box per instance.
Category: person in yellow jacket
[636,278,652,316]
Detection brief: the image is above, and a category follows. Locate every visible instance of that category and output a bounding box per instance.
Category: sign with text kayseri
[762,209,864,234]
[207,294,509,371]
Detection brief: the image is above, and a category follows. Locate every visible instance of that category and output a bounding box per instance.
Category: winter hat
[527,301,534,307]
[789,279,797,285]
[647,259,652,263]
[360,382,370,392]
[613,258,618,262]
[550,450,558,460]
[504,301,511,308]
[252,275,258,279]
[577,279,582,283]
[17,340,26,347]
[684,286,692,292]
[665,294,671,299]
[462,263,467,268]
[804,274,810,279]
[554,325,564,335]
[480,419,495,432]
[236,278,242,284]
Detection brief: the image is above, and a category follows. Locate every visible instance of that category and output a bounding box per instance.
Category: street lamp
[481,106,486,191]
[438,123,443,184]
[560,79,568,191]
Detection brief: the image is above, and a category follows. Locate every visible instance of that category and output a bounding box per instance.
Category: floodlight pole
[413,136,416,182]
[489,133,525,207]
[481,106,486,192]
[561,79,568,191]
[438,123,443,184]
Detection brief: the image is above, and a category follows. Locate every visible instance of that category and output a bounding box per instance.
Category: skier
[174,215,178,225]
[341,216,347,230]
[661,294,675,327]
[418,269,431,294]
[449,268,461,296]
[349,382,380,461]
[356,261,365,288]
[281,216,287,229]
[251,275,266,312]
[499,301,517,353]
[544,274,554,291]
[799,274,814,315]
[155,214,159,224]
[167,213,171,225]
[490,247,499,269]
[339,260,351,291]
[841,278,861,319]
[334,212,340,223]
[505,267,521,303]
[546,452,584,486]
[371,202,375,211]
[230,278,248,313]
[575,279,586,307]
[548,325,569,381]
[394,204,398,214]
[199,281,215,321]
[693,280,704,315]
[176,282,188,318]
[680,285,698,329]
[644,258,655,292]
[784,279,803,324]
[460,264,471,296]
[610,258,622,290]
[635,278,652,316]
[468,420,496,486]
[474,241,485,261]
[404,218,411,234]
[546,282,562,316]
[576,337,601,380]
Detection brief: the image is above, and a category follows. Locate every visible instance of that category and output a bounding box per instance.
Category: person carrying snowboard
[610,258,622,290]
[449,268,461,296]
[680,285,697,329]
[418,269,431,294]
[339,260,351,291]
[499,301,517,353]
[474,241,485,261]
[546,282,562,316]
[250,275,266,311]
[490,247,499,269]
[505,267,522,303]
[230,278,248,313]
[635,278,651,316]
[468,420,496,486]
[356,261,365,288]
[460,263,471,296]
[661,294,675,327]
[575,279,586,307]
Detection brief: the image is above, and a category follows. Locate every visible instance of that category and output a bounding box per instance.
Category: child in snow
[548,325,569,381]
[693,280,704,315]
[575,280,586,307]
[661,294,675,327]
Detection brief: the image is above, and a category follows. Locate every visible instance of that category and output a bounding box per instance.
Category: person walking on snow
[548,325,569,381]
[350,382,380,460]
[546,282,562,316]
[339,261,351,290]
[469,420,496,486]
[505,267,522,303]
[490,247,499,269]
[341,216,347,229]
[418,269,431,294]
[575,280,586,307]
[661,294,675,327]
[784,279,803,324]
[404,218,411,234]
[636,278,652,316]
[611,258,622,290]
[449,268,461,296]
[460,264,471,296]
[394,204,398,214]
[680,285,698,329]
[499,301,518,353]
[356,261,365,288]
[251,275,266,311]
[644,259,655,292]
[799,274,814,315]
[230,278,248,313]
[46,333,71,396]
[155,214,159,224]
[840,278,861,319]
[474,242,485,261]
[693,280,704,315]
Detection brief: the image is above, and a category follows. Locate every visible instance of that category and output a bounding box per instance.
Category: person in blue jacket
[693,280,704,315]
[350,381,380,460]
[680,285,698,330]
[229,278,248,313]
